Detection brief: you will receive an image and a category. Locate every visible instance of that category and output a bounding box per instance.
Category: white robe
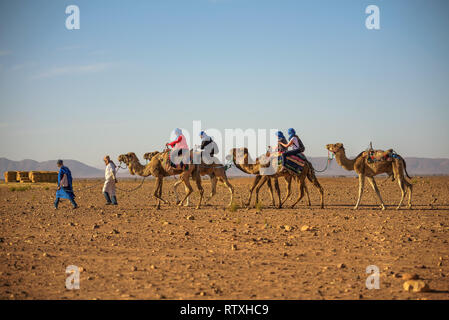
[102,163,116,196]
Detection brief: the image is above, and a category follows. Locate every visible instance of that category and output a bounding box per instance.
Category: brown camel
[229,148,324,209]
[326,143,412,210]
[118,151,204,209]
[144,151,235,207]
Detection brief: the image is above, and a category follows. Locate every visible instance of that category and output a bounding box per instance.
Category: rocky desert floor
[0,176,448,300]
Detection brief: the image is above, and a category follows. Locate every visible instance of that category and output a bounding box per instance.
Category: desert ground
[0,176,448,300]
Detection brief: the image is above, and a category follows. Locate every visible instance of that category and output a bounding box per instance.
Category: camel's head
[326,143,344,154]
[117,152,138,166]
[143,151,160,161]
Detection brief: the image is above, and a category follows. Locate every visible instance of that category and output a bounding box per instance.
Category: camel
[325,143,412,210]
[144,151,235,207]
[229,148,324,209]
[117,151,204,209]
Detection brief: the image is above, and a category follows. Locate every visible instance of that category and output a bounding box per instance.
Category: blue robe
[56,166,75,200]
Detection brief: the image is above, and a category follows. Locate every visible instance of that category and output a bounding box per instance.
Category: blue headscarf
[276,131,285,140]
[288,128,296,140]
[174,128,182,137]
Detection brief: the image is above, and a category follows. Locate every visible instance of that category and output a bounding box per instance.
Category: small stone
[301,225,311,232]
[284,225,292,232]
[132,266,137,271]
[403,280,430,292]
[186,215,195,221]
[231,244,237,251]
[337,263,346,269]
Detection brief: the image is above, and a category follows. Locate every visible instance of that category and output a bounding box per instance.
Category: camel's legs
[205,175,217,204]
[255,176,270,208]
[307,170,324,209]
[266,178,275,207]
[155,178,161,210]
[396,176,408,210]
[173,178,190,206]
[173,179,183,205]
[178,174,194,207]
[281,176,293,206]
[304,183,311,206]
[153,177,169,209]
[247,175,262,207]
[290,178,306,208]
[273,178,282,208]
[367,177,386,210]
[393,161,413,210]
[406,179,413,208]
[219,176,235,207]
[193,171,204,209]
[354,174,365,210]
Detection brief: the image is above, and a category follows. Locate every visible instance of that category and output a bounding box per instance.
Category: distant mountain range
[1,156,449,179]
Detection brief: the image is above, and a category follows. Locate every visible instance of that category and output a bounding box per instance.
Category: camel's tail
[400,156,412,180]
[306,161,318,184]
[393,153,411,180]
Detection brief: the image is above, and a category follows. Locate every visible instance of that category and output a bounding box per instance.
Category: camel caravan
[116,128,413,211]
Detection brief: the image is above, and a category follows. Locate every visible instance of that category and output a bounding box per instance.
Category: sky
[0,0,448,168]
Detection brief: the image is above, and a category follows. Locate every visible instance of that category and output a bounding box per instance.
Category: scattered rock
[337,263,346,269]
[231,244,237,251]
[301,225,311,232]
[186,215,195,221]
[403,280,430,293]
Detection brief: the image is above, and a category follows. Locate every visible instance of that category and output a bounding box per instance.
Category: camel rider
[103,155,118,205]
[276,131,289,153]
[278,128,306,164]
[166,128,190,170]
[199,131,219,164]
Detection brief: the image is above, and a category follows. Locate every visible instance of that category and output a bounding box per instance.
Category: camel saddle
[363,149,395,164]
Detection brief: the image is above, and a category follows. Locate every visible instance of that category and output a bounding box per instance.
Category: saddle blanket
[278,153,306,175]
[365,149,399,164]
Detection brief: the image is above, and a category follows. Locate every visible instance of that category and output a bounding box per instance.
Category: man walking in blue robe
[54,160,78,209]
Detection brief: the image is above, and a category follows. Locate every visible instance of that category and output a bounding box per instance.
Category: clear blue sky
[1,0,448,167]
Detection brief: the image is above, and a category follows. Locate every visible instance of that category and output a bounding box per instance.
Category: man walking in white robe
[103,155,118,205]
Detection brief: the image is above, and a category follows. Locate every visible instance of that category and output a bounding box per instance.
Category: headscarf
[174,128,182,137]
[288,128,296,140]
[276,131,285,140]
